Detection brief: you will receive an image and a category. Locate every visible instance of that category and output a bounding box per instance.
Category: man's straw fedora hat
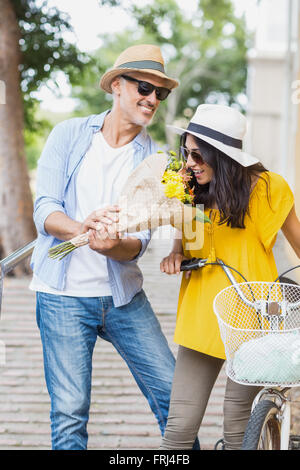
[167,104,260,167]
[100,44,179,94]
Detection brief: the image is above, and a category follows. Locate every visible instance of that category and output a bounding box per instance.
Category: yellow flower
[162,170,183,184]
[163,180,186,202]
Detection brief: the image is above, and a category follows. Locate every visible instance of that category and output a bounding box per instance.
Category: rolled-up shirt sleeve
[33,121,69,236]
[122,229,152,260]
[132,229,152,259]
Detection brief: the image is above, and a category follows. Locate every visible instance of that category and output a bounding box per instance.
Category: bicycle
[180,257,300,450]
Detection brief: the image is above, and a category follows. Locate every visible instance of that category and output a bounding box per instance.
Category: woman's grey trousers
[160,346,260,450]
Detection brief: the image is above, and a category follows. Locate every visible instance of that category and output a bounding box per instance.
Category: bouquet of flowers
[48,150,211,260]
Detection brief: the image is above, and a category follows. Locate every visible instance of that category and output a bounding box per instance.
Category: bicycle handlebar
[180,258,208,271]
[179,257,300,311]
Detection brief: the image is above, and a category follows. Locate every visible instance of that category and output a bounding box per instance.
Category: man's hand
[80,205,120,235]
[43,205,120,242]
[87,214,142,262]
[88,223,122,254]
[160,252,191,279]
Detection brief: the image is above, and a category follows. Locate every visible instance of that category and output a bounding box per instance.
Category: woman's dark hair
[180,132,269,229]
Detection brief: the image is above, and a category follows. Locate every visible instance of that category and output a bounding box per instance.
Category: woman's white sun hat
[167,104,259,167]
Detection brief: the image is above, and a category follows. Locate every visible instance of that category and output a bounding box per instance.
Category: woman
[159,104,300,450]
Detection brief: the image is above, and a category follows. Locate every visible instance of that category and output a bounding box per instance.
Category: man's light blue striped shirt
[30,110,159,307]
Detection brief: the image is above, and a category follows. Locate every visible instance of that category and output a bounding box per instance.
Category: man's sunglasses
[121,75,171,101]
[180,146,205,165]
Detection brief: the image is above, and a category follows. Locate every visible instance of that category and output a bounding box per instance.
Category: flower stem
[48,241,77,260]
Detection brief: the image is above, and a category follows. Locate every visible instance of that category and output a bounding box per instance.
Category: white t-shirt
[30,131,134,297]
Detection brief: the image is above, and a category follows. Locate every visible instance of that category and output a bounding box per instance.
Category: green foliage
[10,0,90,169]
[18,0,251,166]
[71,32,129,117]
[76,0,250,145]
[11,0,89,131]
[130,0,249,106]
[24,108,73,170]
[98,0,122,5]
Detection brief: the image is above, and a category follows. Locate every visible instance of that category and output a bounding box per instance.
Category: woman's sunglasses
[121,75,171,101]
[180,146,205,165]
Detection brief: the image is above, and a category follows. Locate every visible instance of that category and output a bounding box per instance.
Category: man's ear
[111,76,122,95]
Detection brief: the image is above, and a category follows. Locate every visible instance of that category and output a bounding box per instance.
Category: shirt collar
[88,110,148,149]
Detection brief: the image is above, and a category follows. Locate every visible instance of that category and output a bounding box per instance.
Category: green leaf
[195,209,212,224]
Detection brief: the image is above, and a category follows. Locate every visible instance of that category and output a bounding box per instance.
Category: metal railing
[0,239,37,317]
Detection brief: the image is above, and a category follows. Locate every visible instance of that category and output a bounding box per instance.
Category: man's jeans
[36,289,176,450]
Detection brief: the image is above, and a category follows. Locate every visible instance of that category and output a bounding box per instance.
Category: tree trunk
[0,0,36,274]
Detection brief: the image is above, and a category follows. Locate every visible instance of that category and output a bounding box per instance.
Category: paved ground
[0,237,227,450]
[1,236,299,450]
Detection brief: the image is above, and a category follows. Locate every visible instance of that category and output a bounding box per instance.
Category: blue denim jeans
[36,289,176,450]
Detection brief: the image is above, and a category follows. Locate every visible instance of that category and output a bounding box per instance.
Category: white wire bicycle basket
[213,281,300,387]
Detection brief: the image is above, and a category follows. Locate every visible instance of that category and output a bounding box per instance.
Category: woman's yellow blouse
[175,171,295,359]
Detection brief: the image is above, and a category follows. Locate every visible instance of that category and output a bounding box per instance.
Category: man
[30,44,180,450]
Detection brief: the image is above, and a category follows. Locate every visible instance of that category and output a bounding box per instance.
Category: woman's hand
[160,252,192,279]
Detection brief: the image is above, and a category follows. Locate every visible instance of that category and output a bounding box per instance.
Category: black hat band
[187,122,243,149]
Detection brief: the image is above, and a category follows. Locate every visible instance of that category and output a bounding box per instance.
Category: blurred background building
[246,0,300,281]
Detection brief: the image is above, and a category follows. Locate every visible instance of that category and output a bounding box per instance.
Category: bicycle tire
[241,400,281,450]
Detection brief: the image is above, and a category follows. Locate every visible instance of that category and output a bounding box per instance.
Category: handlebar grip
[180,258,202,271]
